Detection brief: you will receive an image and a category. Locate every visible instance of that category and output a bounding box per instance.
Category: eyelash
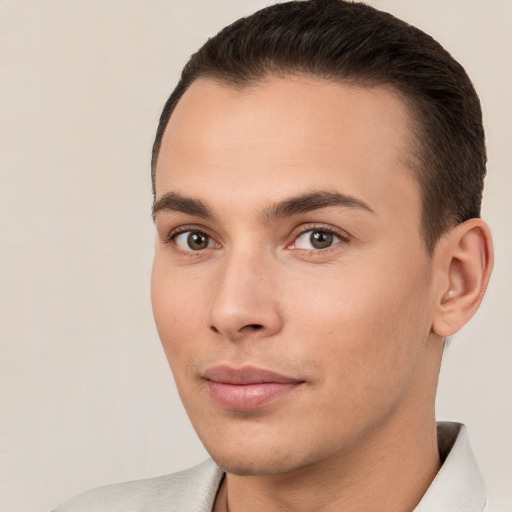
[162,223,351,255]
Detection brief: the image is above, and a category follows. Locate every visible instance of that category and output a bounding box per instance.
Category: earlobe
[432,218,493,338]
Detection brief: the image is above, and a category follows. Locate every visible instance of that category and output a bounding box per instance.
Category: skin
[151,76,492,511]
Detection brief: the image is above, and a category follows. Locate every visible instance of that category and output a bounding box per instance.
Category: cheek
[151,255,207,367]
[289,257,433,393]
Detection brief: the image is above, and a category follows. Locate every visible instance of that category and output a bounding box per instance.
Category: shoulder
[51,459,224,512]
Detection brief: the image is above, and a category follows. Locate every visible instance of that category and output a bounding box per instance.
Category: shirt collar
[414,421,487,511]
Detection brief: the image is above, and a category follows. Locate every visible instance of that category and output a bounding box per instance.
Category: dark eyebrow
[152,191,213,221]
[262,191,375,219]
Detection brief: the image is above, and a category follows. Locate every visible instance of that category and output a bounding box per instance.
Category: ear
[431,218,494,338]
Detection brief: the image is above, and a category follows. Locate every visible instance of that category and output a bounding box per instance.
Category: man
[53,0,493,510]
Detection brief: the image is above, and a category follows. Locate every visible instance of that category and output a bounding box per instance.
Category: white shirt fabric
[52,421,487,512]
[414,422,487,511]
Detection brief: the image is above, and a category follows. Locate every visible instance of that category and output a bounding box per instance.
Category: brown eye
[174,230,213,251]
[310,231,334,249]
[187,232,209,250]
[293,229,341,250]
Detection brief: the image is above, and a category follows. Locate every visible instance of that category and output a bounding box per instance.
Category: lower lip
[206,381,302,410]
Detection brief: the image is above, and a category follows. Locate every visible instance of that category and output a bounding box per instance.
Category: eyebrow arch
[263,191,376,219]
[152,192,213,221]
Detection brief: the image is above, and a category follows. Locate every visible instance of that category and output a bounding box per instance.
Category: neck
[216,413,440,512]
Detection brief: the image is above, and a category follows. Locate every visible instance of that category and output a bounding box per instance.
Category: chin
[210,451,304,477]
[201,432,317,477]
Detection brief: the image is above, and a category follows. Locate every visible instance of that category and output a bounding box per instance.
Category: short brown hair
[151,0,486,254]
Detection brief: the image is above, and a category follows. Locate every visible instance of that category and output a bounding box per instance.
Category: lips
[202,365,304,410]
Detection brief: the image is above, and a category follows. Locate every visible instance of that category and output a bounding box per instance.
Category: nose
[208,250,283,342]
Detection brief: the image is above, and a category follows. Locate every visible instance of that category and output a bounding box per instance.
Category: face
[151,76,440,476]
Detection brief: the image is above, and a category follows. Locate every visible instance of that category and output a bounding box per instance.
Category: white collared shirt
[414,422,487,511]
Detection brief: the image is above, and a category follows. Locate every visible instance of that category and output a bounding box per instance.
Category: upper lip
[202,365,303,385]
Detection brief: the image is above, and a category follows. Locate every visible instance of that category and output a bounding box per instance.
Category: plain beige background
[1,1,510,511]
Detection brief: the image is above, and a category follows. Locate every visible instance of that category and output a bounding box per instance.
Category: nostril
[209,323,264,336]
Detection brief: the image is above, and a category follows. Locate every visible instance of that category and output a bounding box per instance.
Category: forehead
[155,76,419,220]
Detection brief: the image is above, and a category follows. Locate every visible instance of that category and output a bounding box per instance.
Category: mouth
[202,365,305,410]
